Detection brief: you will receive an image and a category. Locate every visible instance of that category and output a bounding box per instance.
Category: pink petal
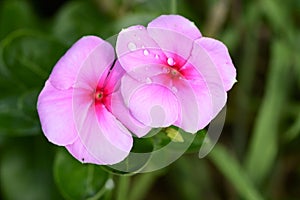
[196,37,237,91]
[185,41,227,121]
[72,87,133,164]
[147,15,201,60]
[110,91,151,138]
[49,36,105,90]
[37,81,77,145]
[127,84,179,127]
[66,137,101,164]
[116,25,167,81]
[171,79,203,133]
[73,41,114,92]
[148,15,202,40]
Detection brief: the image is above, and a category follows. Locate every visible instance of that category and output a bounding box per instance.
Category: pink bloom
[116,15,236,133]
[37,36,147,165]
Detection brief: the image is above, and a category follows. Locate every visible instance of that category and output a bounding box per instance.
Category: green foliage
[54,149,110,200]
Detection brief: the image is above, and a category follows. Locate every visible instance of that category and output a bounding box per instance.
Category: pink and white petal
[74,41,115,92]
[109,91,151,138]
[72,89,133,164]
[196,37,237,91]
[120,74,145,106]
[147,15,200,60]
[66,137,102,165]
[49,36,105,90]
[184,42,227,125]
[171,79,202,133]
[148,15,202,40]
[37,81,77,145]
[127,84,179,128]
[103,61,125,94]
[116,25,167,81]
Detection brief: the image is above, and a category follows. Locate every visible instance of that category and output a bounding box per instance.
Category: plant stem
[116,176,130,200]
[171,0,177,14]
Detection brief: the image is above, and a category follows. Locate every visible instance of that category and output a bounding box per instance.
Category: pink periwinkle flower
[116,15,236,133]
[37,36,148,165]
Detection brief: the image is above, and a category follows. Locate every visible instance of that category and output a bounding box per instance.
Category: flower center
[95,89,104,105]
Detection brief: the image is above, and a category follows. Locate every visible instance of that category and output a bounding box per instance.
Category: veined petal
[49,36,106,90]
[127,84,179,127]
[196,37,237,91]
[110,91,151,138]
[148,15,202,40]
[37,81,77,145]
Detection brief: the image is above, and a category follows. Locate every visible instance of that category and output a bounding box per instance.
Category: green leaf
[103,137,154,175]
[52,1,113,45]
[0,0,37,40]
[0,30,66,136]
[54,148,110,200]
[0,137,62,200]
[245,40,291,185]
[186,129,206,153]
[209,145,264,200]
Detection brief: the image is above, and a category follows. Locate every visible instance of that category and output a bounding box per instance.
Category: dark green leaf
[0,137,62,200]
[54,148,110,200]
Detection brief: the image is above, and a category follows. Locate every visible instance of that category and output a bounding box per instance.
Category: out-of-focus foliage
[0,0,299,199]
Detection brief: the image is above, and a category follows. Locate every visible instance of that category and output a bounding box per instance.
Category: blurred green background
[0,0,300,199]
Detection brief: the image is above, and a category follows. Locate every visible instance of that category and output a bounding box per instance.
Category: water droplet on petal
[155,54,159,59]
[167,57,175,66]
[162,67,170,73]
[143,49,149,56]
[146,77,152,84]
[128,42,137,51]
[172,86,178,93]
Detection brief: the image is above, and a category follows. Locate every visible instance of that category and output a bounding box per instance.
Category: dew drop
[162,67,170,73]
[172,86,178,93]
[167,57,175,66]
[155,54,159,59]
[127,42,137,51]
[143,49,149,56]
[146,77,152,84]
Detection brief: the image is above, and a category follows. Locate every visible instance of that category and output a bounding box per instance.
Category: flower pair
[37,15,236,165]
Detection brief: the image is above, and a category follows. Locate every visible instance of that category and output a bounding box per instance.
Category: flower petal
[66,137,101,164]
[73,40,114,92]
[147,15,201,60]
[116,25,167,81]
[73,88,133,164]
[148,15,202,40]
[127,84,179,127]
[49,36,105,90]
[110,91,151,138]
[196,37,237,91]
[37,81,77,145]
[185,41,227,121]
[171,79,202,133]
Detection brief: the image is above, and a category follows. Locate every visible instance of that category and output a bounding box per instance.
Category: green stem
[116,176,130,200]
[129,172,160,200]
[170,0,177,14]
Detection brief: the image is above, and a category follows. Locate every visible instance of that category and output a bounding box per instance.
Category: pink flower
[37,36,147,165]
[116,15,236,133]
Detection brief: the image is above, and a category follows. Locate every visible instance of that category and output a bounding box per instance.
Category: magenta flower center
[94,88,106,106]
